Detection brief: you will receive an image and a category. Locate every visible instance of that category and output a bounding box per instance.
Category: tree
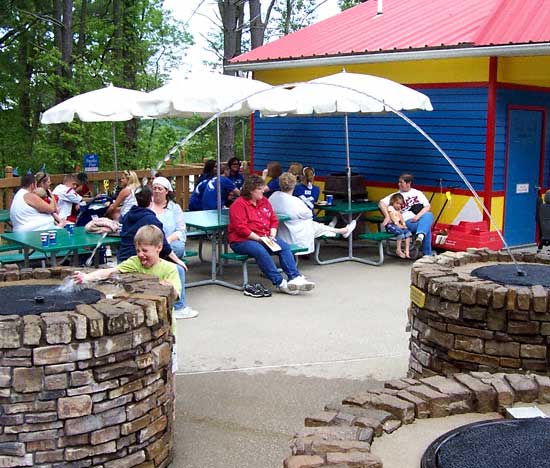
[0,0,192,173]
[215,0,319,160]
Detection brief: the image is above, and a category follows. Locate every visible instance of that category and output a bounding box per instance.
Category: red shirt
[228,196,279,244]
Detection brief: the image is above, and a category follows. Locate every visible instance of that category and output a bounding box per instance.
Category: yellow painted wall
[255,56,550,88]
[254,57,490,85]
[314,182,504,230]
[498,57,550,87]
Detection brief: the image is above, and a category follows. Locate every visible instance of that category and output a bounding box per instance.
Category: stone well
[0,266,176,467]
[409,248,550,377]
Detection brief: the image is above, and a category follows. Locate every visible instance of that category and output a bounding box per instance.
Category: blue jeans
[170,239,186,259]
[230,237,300,286]
[174,263,187,309]
[385,223,412,240]
[406,212,434,255]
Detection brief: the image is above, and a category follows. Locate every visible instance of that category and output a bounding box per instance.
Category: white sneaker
[328,216,338,228]
[174,306,199,319]
[287,275,315,292]
[414,233,425,248]
[277,279,299,295]
[343,220,357,239]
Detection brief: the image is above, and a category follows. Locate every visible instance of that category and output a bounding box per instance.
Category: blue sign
[84,153,99,172]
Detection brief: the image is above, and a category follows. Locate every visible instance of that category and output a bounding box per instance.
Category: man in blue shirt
[201,176,240,210]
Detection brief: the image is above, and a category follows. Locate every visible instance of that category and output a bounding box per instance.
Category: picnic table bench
[219,244,308,289]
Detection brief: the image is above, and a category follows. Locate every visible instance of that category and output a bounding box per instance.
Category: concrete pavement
[172,244,411,467]
[170,244,497,467]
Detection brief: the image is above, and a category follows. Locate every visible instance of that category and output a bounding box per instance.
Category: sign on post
[84,153,99,172]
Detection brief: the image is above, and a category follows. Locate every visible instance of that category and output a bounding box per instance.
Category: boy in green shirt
[74,224,181,371]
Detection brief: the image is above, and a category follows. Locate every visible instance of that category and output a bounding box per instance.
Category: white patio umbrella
[40,84,150,184]
[283,71,433,207]
[133,71,296,219]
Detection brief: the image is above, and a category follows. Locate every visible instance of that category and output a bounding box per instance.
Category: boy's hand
[73,271,87,284]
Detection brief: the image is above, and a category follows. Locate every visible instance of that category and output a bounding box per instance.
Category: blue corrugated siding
[253,87,489,190]
[495,88,550,192]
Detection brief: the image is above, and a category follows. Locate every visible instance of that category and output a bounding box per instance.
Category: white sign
[516,183,529,194]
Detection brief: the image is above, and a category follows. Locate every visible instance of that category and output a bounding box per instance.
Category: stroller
[537,190,550,252]
[75,194,112,227]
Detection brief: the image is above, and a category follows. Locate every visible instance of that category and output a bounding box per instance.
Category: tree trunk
[218,0,246,160]
[76,0,87,58]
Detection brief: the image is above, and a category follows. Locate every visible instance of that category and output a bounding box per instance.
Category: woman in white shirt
[10,174,58,232]
[269,173,356,255]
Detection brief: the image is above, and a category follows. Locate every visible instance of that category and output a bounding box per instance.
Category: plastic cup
[40,232,49,247]
[65,223,74,236]
[326,194,334,205]
[48,230,57,246]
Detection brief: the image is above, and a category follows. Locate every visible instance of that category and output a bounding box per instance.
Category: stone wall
[0,266,176,468]
[409,249,550,377]
[283,372,550,468]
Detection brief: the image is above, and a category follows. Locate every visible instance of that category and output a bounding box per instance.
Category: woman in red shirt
[228,174,315,297]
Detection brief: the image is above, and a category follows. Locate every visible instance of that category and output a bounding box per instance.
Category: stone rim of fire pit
[0,265,177,468]
[409,248,550,377]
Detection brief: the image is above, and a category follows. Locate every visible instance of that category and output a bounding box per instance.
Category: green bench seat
[220,244,308,288]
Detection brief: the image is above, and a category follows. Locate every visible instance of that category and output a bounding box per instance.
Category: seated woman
[228,174,315,296]
[189,160,217,211]
[34,171,64,226]
[293,166,320,214]
[270,173,356,255]
[10,174,59,232]
[150,176,187,259]
[201,175,240,210]
[225,157,245,191]
[118,186,198,319]
[106,170,139,220]
[75,172,93,199]
[263,161,282,197]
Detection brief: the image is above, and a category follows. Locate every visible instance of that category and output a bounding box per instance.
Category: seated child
[73,224,182,372]
[384,193,412,258]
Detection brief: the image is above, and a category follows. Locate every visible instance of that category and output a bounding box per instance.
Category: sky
[163,0,341,74]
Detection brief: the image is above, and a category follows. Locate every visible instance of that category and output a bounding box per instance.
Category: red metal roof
[231,0,550,64]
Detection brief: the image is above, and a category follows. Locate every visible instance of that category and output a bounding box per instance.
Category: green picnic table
[184,209,290,289]
[1,226,121,267]
[314,200,393,265]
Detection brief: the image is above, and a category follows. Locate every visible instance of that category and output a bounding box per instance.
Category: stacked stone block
[409,249,550,377]
[284,372,550,468]
[0,268,175,468]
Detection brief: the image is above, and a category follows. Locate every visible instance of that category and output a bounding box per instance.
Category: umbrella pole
[344,114,352,210]
[216,118,222,224]
[112,122,119,194]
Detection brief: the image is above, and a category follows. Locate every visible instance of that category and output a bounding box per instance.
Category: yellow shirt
[116,256,181,298]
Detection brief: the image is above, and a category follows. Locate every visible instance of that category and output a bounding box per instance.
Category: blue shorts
[385,223,412,240]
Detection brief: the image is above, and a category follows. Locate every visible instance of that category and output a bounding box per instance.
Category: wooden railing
[0,164,204,211]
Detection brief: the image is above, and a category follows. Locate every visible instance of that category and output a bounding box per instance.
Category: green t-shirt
[116,256,181,298]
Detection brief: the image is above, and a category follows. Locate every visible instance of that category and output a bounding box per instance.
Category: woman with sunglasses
[106,170,139,220]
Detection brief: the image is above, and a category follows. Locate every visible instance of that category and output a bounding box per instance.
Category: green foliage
[338,0,362,10]
[0,0,194,174]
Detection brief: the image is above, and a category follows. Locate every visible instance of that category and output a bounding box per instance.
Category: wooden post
[182,176,190,210]
[180,148,185,164]
[175,173,184,209]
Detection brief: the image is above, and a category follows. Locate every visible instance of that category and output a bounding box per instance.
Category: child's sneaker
[254,283,272,297]
[277,279,299,295]
[174,306,199,319]
[244,283,264,298]
[287,275,315,291]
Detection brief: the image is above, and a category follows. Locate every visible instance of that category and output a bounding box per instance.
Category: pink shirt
[228,196,279,244]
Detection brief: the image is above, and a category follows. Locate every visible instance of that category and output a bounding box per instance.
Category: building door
[504,108,544,246]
